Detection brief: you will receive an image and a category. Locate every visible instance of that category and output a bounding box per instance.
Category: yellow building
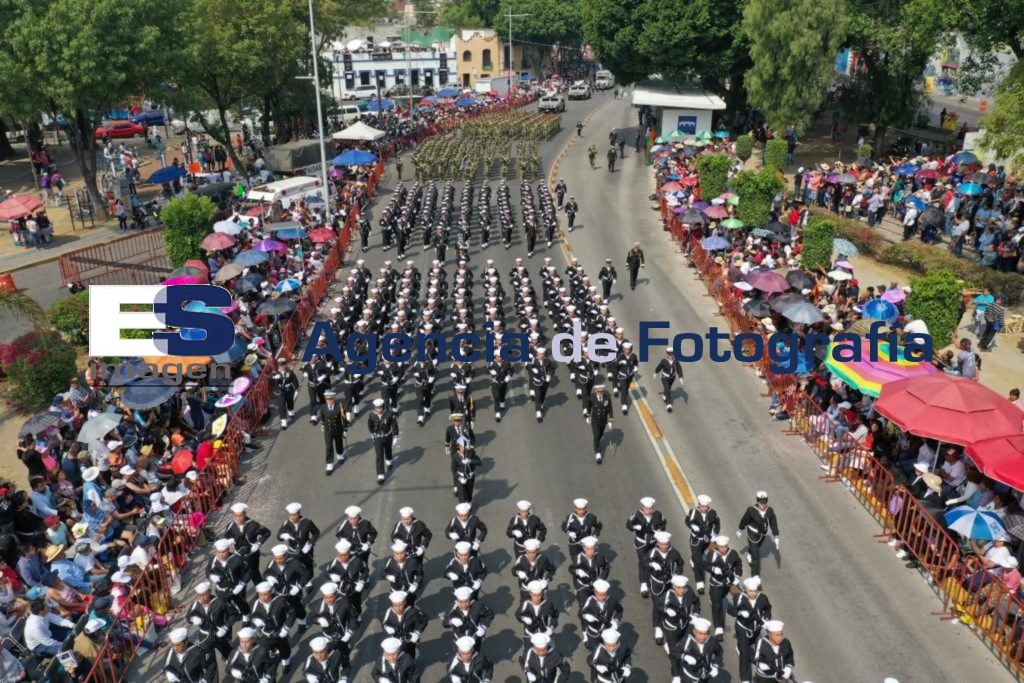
[451,29,524,88]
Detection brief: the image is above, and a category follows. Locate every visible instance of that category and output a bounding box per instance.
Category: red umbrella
[307,228,336,243]
[744,270,791,294]
[661,182,683,193]
[966,435,1024,490]
[201,232,237,250]
[245,207,263,216]
[0,195,43,220]
[171,449,194,475]
[916,169,941,180]
[185,258,210,273]
[875,375,1024,446]
[703,205,729,219]
[680,176,700,187]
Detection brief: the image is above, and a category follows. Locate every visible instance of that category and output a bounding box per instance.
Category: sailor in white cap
[264,543,312,632]
[249,580,295,672]
[381,590,429,659]
[271,356,299,429]
[685,494,721,594]
[443,584,495,645]
[277,502,320,580]
[372,635,419,681]
[734,576,773,683]
[335,505,378,566]
[627,496,667,598]
[208,537,251,616]
[410,355,437,425]
[448,382,476,428]
[513,538,556,599]
[445,502,488,556]
[382,540,424,606]
[302,353,330,424]
[570,535,610,600]
[752,620,794,682]
[224,501,271,584]
[367,396,399,484]
[507,499,547,558]
[626,241,645,290]
[444,412,476,494]
[226,627,271,683]
[392,506,433,559]
[522,630,570,681]
[445,540,488,598]
[517,579,558,652]
[303,633,348,683]
[562,498,603,557]
[319,388,350,474]
[736,491,780,579]
[312,583,355,676]
[703,534,743,637]
[599,257,618,300]
[579,578,623,650]
[588,628,632,683]
[671,616,723,683]
[656,574,699,652]
[527,346,555,420]
[377,356,401,414]
[654,346,684,411]
[613,341,639,413]
[451,434,483,504]
[185,580,232,658]
[447,632,494,681]
[164,627,210,683]
[644,530,684,609]
[588,383,614,462]
[487,341,514,422]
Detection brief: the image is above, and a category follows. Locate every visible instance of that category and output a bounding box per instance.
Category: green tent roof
[399,27,452,47]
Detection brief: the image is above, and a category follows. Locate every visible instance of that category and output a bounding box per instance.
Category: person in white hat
[163,626,208,683]
[527,346,556,420]
[517,579,558,652]
[381,590,428,659]
[367,396,399,484]
[587,382,615,463]
[209,537,251,616]
[522,630,570,681]
[226,627,272,682]
[382,540,424,606]
[304,633,348,683]
[392,507,433,559]
[569,535,609,600]
[703,534,743,637]
[734,575,773,682]
[372,635,419,682]
[626,242,645,291]
[448,382,477,429]
[447,632,494,681]
[223,501,271,584]
[588,627,632,682]
[277,502,320,580]
[444,412,476,494]
[314,581,356,664]
[451,435,483,505]
[599,257,618,300]
[410,355,437,425]
[579,578,623,650]
[445,540,488,598]
[302,353,330,425]
[627,496,667,597]
[644,530,684,608]
[487,341,514,422]
[672,616,723,683]
[319,388,350,474]
[507,499,547,558]
[271,356,299,430]
[736,491,780,578]
[264,543,313,632]
[752,620,794,682]
[326,539,369,620]
[442,585,495,645]
[685,494,721,595]
[512,538,555,600]
[656,574,699,653]
[249,580,295,671]
[335,505,378,566]
[613,341,639,414]
[445,502,487,556]
[562,498,603,557]
[185,580,232,658]
[653,347,684,411]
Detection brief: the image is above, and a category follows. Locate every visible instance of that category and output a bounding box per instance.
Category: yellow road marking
[636,399,663,439]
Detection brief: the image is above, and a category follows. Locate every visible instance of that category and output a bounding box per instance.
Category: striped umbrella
[825,340,938,397]
[944,506,1006,541]
[275,278,302,293]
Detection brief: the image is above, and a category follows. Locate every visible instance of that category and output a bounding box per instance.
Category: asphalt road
[135,91,1010,683]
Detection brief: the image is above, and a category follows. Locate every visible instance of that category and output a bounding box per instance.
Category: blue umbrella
[276,228,308,240]
[366,99,394,112]
[951,150,980,165]
[121,377,178,410]
[235,273,263,294]
[520,74,535,81]
[862,299,900,323]
[700,236,731,250]
[455,98,477,107]
[944,506,1006,540]
[147,165,186,184]
[232,250,270,267]
[772,340,812,374]
[213,337,249,364]
[781,302,824,325]
[958,182,983,196]
[275,278,301,293]
[714,130,730,138]
[832,238,859,257]
[893,164,920,176]
[904,196,927,210]
[332,149,378,166]
[418,104,433,111]
[436,87,459,97]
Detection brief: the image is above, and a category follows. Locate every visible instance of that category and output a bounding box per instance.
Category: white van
[247,176,323,204]
[338,104,363,124]
[594,70,615,90]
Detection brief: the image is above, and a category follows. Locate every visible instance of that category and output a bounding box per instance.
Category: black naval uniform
[528,354,555,418]
[657,586,701,652]
[737,504,780,578]
[381,603,429,658]
[521,644,570,681]
[224,517,271,584]
[751,633,795,682]
[320,400,350,466]
[226,643,273,683]
[187,594,238,659]
[703,546,743,633]
[672,632,723,683]
[335,516,378,565]
[512,551,556,600]
[304,358,330,423]
[578,593,623,649]
[445,514,488,555]
[164,641,215,683]
[392,516,433,559]
[368,408,399,480]
[304,650,348,683]
[382,556,424,606]
[564,199,578,229]
[626,246,645,290]
[488,358,514,420]
[208,551,251,616]
[451,446,483,503]
[626,507,667,594]
[589,390,613,458]
[561,511,603,558]
[326,553,368,618]
[249,594,295,666]
[444,554,488,598]
[446,651,494,682]
[588,642,632,683]
[264,555,313,626]
[442,597,495,644]
[654,354,684,409]
[569,549,610,599]
[685,507,720,590]
[274,365,299,428]
[278,514,320,578]
[315,596,356,671]
[599,263,617,300]
[517,598,559,653]
[507,512,547,557]
[731,590,773,682]
[371,650,419,682]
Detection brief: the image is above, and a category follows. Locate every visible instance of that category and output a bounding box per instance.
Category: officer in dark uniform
[736,491,780,578]
[625,242,645,290]
[563,196,578,230]
[554,178,567,206]
[273,358,299,429]
[654,348,684,412]
[359,213,371,252]
[320,390,349,474]
[685,494,720,595]
[606,146,617,172]
[367,398,399,484]
[589,385,613,463]
[599,258,617,300]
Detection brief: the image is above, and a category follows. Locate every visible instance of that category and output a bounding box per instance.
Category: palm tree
[0,291,49,333]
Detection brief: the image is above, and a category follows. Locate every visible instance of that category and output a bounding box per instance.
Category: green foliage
[732,169,784,227]
[856,143,873,159]
[905,269,963,348]
[742,0,846,130]
[696,154,731,201]
[580,0,651,84]
[162,194,217,267]
[48,291,90,346]
[0,332,78,410]
[495,0,582,72]
[734,134,754,162]
[763,138,788,171]
[441,0,499,28]
[979,62,1024,170]
[801,217,836,271]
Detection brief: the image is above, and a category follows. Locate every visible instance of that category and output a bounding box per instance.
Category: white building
[631,80,726,139]
[328,28,456,101]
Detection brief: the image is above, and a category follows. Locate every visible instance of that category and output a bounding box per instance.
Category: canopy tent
[262,140,323,172]
[331,121,385,142]
[824,341,938,398]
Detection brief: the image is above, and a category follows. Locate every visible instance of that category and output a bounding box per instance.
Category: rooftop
[631,80,726,110]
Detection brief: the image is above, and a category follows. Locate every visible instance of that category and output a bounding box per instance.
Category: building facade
[329,27,455,101]
[450,29,523,89]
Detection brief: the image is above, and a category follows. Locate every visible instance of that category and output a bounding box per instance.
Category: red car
[95,121,145,140]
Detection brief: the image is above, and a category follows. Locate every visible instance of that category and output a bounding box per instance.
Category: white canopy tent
[331,121,385,142]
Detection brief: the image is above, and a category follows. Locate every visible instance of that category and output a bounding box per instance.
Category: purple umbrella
[745,270,791,294]
[692,201,710,210]
[881,289,906,304]
[253,239,287,254]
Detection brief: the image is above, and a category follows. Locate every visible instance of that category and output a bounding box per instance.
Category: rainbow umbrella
[824,340,938,398]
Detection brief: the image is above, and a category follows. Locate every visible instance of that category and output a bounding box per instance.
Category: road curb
[2,221,129,277]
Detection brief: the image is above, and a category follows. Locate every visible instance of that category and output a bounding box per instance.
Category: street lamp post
[306,0,330,207]
[402,10,438,107]
[506,6,532,88]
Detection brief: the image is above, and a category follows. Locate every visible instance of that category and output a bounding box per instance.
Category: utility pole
[402,9,438,106]
[507,6,532,88]
[306,0,330,207]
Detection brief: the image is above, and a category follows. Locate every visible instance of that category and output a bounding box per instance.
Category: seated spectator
[24,598,75,656]
[46,545,93,594]
[16,544,53,589]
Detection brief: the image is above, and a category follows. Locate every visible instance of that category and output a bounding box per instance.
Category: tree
[1,0,180,216]
[0,332,78,410]
[440,0,501,28]
[495,0,583,74]
[801,217,835,271]
[0,291,49,333]
[979,62,1024,169]
[48,291,90,346]
[162,194,217,268]
[763,138,788,171]
[734,134,754,162]
[696,154,731,200]
[948,2,1024,94]
[732,168,784,227]
[581,0,653,84]
[905,269,963,350]
[743,0,846,131]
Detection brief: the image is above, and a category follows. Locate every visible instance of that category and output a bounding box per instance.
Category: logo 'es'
[88,285,236,357]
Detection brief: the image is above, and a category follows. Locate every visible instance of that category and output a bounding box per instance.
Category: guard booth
[631,80,726,138]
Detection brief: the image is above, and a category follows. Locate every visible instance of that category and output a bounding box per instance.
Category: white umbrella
[214,220,243,235]
[77,413,121,445]
[827,269,852,281]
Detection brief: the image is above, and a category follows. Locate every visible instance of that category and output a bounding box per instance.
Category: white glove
[289,585,300,596]
[278,626,289,638]
[568,531,577,541]
[361,543,370,552]
[281,533,294,541]
[471,580,482,591]
[684,655,697,666]
[341,631,352,642]
[513,530,523,538]
[527,674,537,683]
[774,537,780,549]
[385,625,396,634]
[302,543,313,554]
[631,524,642,531]
[415,546,425,557]
[690,524,702,533]
[738,610,750,618]
[252,618,265,628]
[665,608,677,617]
[522,616,533,625]
[576,568,590,578]
[517,571,528,580]
[448,532,460,540]
[736,530,742,538]
[379,678,392,683]
[329,574,342,584]
[451,676,463,683]
[232,583,245,595]
[583,613,597,622]
[447,571,460,581]
[216,626,228,638]
[450,617,463,627]
[190,616,203,626]
[408,583,418,594]
[318,617,329,627]
[672,678,681,683]
[409,631,420,643]
[472,541,480,551]
[354,581,365,592]
[385,573,396,583]
[782,667,793,679]
[757,662,772,673]
[475,625,486,637]
[307,674,321,683]
[649,561,661,571]
[249,546,260,555]
[211,575,222,583]
[622,665,631,677]
[595,664,608,674]
[230,670,243,680]
[710,665,719,678]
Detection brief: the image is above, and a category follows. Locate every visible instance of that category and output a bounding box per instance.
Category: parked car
[538,93,565,113]
[94,121,145,140]
[171,111,244,135]
[567,83,591,100]
[343,84,380,100]
[130,109,165,127]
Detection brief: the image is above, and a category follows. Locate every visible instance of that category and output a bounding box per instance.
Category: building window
[462,73,470,87]
[482,49,492,69]
[462,50,472,62]
[411,69,420,86]
[359,71,371,86]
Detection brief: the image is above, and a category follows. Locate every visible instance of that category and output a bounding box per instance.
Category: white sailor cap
[320,582,340,597]
[285,502,302,514]
[237,627,257,640]
[333,539,352,555]
[573,498,588,509]
[756,491,768,500]
[195,581,211,594]
[170,627,189,644]
[255,581,274,594]
[271,544,289,557]
[230,502,248,514]
[524,538,542,551]
[391,541,408,553]
[389,591,408,604]
[670,575,689,587]
[691,617,712,632]
[593,384,606,392]
[716,535,731,546]
[214,538,233,551]
[765,620,784,632]
[455,503,472,514]
[399,507,414,518]
[530,633,550,648]
[454,586,474,601]
[345,505,361,517]
[516,500,532,511]
[527,579,548,594]
[592,579,610,593]
[536,347,546,354]
[640,497,656,508]
[310,636,330,652]
[455,384,467,391]
[456,635,476,652]
[373,398,385,407]
[653,531,672,543]
[697,495,712,506]
[382,637,402,654]
[601,629,621,644]
[581,536,598,547]
[743,576,762,591]
[453,540,472,554]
